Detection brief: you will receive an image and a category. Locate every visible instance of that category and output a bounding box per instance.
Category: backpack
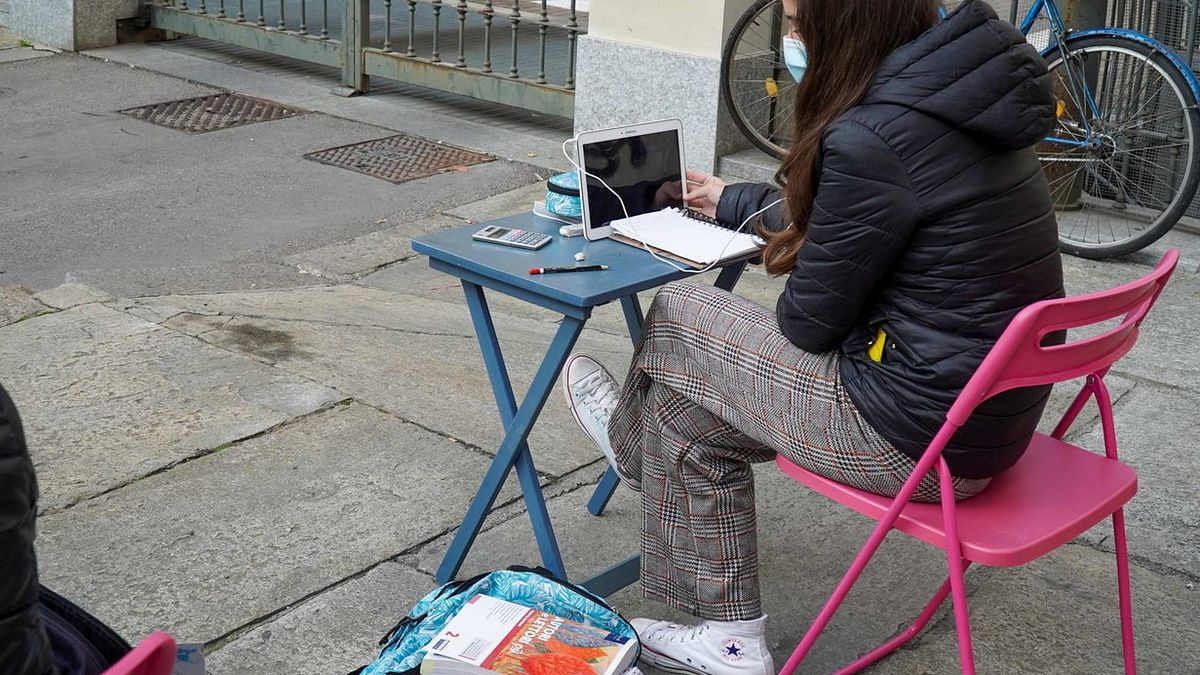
[353,566,638,675]
[40,586,132,675]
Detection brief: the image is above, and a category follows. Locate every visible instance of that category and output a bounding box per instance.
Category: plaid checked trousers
[606,281,990,621]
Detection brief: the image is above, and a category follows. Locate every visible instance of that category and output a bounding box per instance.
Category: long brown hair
[759,0,939,276]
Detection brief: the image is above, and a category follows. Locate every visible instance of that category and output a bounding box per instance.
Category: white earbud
[574,251,587,262]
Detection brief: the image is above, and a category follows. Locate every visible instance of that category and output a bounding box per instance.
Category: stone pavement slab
[443,182,550,224]
[33,283,115,310]
[69,262,330,300]
[36,403,517,643]
[1075,382,1200,578]
[126,285,634,477]
[878,544,1200,674]
[0,303,341,511]
[0,284,47,326]
[205,561,434,675]
[284,215,465,281]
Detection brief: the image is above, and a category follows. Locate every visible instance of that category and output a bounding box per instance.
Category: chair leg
[836,560,971,675]
[939,460,976,675]
[1112,508,1138,674]
[946,550,975,674]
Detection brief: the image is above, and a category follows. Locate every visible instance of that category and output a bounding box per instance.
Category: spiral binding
[668,207,726,229]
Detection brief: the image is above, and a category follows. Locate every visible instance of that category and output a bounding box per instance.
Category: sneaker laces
[574,370,620,425]
[644,622,710,644]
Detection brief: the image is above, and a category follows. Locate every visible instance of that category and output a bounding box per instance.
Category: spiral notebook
[609,208,761,268]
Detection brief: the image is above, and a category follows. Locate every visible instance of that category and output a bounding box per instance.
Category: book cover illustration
[426,594,633,675]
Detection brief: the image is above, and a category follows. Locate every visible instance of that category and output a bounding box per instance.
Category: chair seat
[776,432,1137,567]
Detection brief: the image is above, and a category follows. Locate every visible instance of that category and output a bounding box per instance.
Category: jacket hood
[861,0,1056,150]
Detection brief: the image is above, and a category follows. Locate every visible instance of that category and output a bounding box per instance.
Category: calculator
[472,225,552,250]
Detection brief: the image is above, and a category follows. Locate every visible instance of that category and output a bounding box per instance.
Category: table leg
[582,554,641,598]
[715,261,748,292]
[587,294,646,517]
[437,281,586,583]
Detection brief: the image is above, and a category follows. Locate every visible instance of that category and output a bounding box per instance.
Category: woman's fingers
[686,169,711,185]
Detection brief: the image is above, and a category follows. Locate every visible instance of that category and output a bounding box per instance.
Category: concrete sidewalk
[1,44,1197,675]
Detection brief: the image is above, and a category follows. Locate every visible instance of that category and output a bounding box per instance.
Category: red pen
[529,265,609,275]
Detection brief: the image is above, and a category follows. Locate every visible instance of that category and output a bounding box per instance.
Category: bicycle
[721,0,1200,258]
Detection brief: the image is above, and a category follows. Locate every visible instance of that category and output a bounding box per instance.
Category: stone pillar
[1,0,139,51]
[572,0,757,174]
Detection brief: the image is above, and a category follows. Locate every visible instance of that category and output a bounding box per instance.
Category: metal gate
[145,0,585,118]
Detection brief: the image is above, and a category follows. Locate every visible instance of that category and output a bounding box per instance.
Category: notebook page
[611,210,760,265]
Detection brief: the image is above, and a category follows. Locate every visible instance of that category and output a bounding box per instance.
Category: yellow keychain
[868,327,887,363]
[764,77,780,99]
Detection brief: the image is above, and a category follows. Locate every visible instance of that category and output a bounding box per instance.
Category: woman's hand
[685,169,726,218]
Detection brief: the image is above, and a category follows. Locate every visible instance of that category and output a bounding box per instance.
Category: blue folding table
[412,213,748,596]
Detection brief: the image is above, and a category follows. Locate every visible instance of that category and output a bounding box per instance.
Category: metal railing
[144,0,585,117]
[375,1,581,87]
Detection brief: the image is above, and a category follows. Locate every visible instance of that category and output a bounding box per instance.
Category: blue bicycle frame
[1006,0,1200,149]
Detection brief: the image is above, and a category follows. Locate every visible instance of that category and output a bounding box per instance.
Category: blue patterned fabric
[361,568,636,675]
[545,172,582,220]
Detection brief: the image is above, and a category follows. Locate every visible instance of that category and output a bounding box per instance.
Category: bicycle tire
[1041,34,1200,259]
[721,0,791,159]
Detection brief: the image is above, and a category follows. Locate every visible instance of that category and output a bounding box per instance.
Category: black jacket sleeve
[777,120,920,353]
[715,182,787,233]
[0,385,53,675]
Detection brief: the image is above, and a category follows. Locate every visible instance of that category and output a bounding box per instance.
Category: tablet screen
[582,129,685,228]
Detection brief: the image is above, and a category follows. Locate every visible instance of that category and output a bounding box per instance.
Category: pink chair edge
[103,632,177,675]
[777,250,1180,675]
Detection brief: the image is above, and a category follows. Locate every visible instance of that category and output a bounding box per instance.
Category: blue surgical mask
[782,36,808,82]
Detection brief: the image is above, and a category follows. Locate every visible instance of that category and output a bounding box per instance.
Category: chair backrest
[946,250,1179,427]
[102,632,176,675]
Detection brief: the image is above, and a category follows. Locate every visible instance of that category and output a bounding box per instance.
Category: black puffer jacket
[717,0,1064,479]
[0,384,53,674]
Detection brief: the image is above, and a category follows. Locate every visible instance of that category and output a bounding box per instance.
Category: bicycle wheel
[721,0,793,159]
[1041,35,1200,259]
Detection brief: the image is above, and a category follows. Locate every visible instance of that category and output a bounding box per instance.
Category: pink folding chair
[102,632,177,675]
[776,251,1179,675]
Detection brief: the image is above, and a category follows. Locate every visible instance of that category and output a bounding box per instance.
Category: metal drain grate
[121,93,304,133]
[303,134,495,184]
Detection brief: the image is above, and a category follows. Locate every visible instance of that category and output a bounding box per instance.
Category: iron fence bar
[384,0,393,51]
[457,0,469,67]
[406,0,417,55]
[537,0,548,83]
[217,0,226,18]
[509,0,520,78]
[1187,0,1198,66]
[566,0,578,89]
[1009,0,1018,25]
[237,0,245,22]
[483,0,494,72]
[299,0,307,34]
[198,0,206,15]
[321,0,329,37]
[278,0,285,30]
[432,0,443,63]
[257,0,265,26]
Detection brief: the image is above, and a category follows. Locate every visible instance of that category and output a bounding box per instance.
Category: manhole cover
[121,93,304,133]
[304,134,495,184]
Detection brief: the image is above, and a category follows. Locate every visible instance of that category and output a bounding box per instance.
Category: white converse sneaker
[632,617,773,675]
[562,354,622,470]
